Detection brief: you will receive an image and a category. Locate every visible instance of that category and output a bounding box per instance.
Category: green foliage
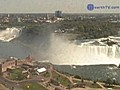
[58,20,118,39]
[22,82,47,90]
[9,68,25,81]
[85,81,101,88]
[74,75,81,79]
[52,71,71,87]
[73,80,101,88]
[105,78,112,86]
[42,71,50,78]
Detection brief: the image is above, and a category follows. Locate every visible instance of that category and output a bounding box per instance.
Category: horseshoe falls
[49,33,120,66]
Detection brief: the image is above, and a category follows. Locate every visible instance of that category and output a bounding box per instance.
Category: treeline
[58,20,119,39]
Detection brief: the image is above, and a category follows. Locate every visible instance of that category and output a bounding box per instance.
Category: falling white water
[49,33,120,66]
[0,27,21,42]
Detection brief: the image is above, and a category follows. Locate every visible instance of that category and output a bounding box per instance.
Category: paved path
[0,84,9,90]
[0,75,44,90]
[53,69,74,84]
[53,69,108,90]
[97,82,107,90]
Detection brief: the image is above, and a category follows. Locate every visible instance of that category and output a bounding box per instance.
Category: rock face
[101,39,118,46]
[118,64,120,68]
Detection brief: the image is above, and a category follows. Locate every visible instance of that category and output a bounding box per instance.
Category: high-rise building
[17,17,21,22]
[45,14,50,20]
[55,11,62,18]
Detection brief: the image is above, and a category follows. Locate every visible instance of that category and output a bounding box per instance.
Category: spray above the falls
[49,33,120,66]
[0,27,21,42]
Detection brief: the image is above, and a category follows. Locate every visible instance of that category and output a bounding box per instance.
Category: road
[52,69,108,90]
[0,76,21,90]
[0,75,44,90]
[0,64,117,90]
[0,63,53,90]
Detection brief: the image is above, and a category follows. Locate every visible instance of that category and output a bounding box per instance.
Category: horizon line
[0,12,119,14]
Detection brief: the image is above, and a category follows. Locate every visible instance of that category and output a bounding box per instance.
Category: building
[55,11,62,18]
[0,55,34,74]
[45,14,50,20]
[37,67,46,73]
[17,17,21,22]
[16,55,33,66]
[0,58,16,74]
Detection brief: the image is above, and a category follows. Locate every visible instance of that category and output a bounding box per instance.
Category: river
[0,26,120,83]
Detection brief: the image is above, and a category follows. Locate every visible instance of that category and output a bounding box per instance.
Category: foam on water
[0,27,21,42]
[49,33,120,66]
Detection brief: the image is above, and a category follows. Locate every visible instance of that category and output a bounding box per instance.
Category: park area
[22,82,47,90]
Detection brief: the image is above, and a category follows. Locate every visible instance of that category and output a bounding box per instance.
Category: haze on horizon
[0,0,119,13]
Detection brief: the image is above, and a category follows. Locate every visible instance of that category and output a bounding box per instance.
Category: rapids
[0,27,21,42]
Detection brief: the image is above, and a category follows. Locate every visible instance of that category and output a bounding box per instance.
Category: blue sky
[0,0,119,13]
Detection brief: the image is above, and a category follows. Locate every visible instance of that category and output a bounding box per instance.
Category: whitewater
[0,27,120,66]
[0,27,21,42]
[49,33,120,66]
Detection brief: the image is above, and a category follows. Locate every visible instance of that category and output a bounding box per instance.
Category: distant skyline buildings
[0,0,119,13]
[55,11,62,18]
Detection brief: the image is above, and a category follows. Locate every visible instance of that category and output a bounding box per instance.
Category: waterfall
[0,27,21,42]
[49,33,120,66]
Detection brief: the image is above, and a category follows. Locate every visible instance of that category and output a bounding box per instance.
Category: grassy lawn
[112,87,120,90]
[113,86,120,90]
[73,80,101,88]
[85,81,101,88]
[42,71,50,78]
[103,84,120,90]
[52,71,71,87]
[22,82,48,90]
[8,68,26,81]
[73,80,81,83]
[0,84,8,90]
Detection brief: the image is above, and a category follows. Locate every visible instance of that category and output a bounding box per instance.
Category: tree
[106,78,112,86]
[93,80,96,84]
[81,78,84,83]
[74,75,81,79]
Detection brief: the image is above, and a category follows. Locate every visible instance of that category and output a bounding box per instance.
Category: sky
[0,0,119,13]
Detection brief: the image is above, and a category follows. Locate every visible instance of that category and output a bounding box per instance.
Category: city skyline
[0,0,119,13]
